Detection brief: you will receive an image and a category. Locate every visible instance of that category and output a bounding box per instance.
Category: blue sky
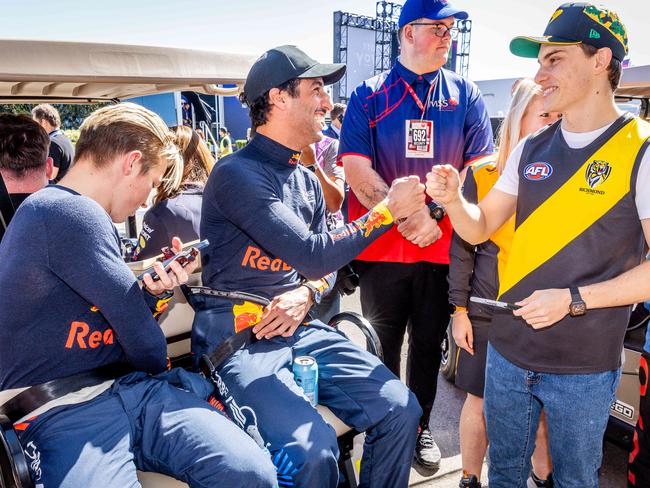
[2,0,647,81]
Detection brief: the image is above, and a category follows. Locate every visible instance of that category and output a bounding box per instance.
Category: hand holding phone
[138,239,209,282]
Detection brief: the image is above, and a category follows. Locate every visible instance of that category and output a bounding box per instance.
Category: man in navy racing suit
[0,103,277,488]
[195,45,424,488]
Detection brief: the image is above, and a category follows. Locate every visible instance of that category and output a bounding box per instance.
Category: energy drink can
[293,355,318,406]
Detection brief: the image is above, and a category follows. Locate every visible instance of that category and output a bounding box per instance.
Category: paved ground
[339,292,629,487]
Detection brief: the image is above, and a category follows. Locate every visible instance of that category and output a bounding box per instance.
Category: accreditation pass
[405,120,434,158]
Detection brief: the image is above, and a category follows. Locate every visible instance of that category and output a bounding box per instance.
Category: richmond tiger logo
[585,160,612,189]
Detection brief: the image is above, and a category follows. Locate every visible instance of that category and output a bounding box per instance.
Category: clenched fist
[425,165,461,207]
[386,175,425,220]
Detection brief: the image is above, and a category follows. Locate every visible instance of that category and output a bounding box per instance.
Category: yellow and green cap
[510,2,628,62]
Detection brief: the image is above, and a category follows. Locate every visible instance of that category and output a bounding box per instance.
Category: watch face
[429,205,445,221]
[570,302,587,316]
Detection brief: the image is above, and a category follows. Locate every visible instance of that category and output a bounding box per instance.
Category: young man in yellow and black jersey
[427,3,650,486]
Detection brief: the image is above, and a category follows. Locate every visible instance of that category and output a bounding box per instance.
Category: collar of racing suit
[249,133,303,168]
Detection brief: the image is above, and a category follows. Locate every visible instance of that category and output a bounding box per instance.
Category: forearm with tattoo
[355,175,389,210]
[343,156,390,210]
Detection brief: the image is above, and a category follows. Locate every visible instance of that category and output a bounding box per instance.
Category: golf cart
[0,39,381,488]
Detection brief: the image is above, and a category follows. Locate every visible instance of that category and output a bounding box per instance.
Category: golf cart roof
[0,39,256,103]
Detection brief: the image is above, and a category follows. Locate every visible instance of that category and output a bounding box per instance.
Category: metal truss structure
[453,19,472,78]
[374,1,401,75]
[333,11,379,102]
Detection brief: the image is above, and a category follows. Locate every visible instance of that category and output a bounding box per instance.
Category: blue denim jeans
[484,343,621,488]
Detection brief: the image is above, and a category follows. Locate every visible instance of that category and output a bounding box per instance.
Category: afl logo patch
[523,162,553,181]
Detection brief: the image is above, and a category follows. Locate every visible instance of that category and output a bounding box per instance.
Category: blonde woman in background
[132,126,214,260]
[449,78,561,488]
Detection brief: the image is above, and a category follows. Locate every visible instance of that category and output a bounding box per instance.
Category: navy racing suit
[196,134,421,488]
[0,186,277,488]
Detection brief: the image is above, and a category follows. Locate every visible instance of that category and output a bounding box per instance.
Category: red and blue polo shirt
[339,60,494,264]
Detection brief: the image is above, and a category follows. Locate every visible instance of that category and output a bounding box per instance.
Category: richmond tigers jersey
[491,113,650,374]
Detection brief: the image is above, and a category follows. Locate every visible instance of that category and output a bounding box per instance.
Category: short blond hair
[76,103,182,187]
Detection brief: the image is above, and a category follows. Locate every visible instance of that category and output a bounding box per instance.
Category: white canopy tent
[0,39,256,103]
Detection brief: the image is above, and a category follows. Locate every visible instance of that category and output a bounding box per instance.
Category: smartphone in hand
[470,296,521,311]
[137,239,209,282]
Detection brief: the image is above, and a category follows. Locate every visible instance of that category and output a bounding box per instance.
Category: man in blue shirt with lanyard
[339,0,493,468]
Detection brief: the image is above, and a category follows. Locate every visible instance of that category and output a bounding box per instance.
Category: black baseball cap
[510,2,628,62]
[242,45,346,104]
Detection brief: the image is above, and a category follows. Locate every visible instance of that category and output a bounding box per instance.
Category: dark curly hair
[239,78,301,129]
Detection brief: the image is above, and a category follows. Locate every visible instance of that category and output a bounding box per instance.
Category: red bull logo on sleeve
[362,202,394,237]
[233,301,265,333]
[524,162,553,181]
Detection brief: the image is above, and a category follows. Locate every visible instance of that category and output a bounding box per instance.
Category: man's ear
[402,24,415,45]
[268,87,287,111]
[44,157,54,180]
[122,150,143,176]
[594,47,613,75]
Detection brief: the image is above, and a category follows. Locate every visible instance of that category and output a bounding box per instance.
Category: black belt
[199,328,257,379]
[0,363,132,423]
[183,286,273,306]
[184,287,270,378]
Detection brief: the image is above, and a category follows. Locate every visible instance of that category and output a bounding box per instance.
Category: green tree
[0,103,106,129]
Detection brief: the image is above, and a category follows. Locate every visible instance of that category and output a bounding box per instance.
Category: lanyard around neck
[402,73,438,120]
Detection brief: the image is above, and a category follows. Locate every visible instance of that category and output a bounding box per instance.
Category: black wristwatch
[568,286,587,317]
[427,202,445,221]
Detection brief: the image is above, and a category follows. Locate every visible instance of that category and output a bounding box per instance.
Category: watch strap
[569,285,582,303]
[302,282,322,304]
